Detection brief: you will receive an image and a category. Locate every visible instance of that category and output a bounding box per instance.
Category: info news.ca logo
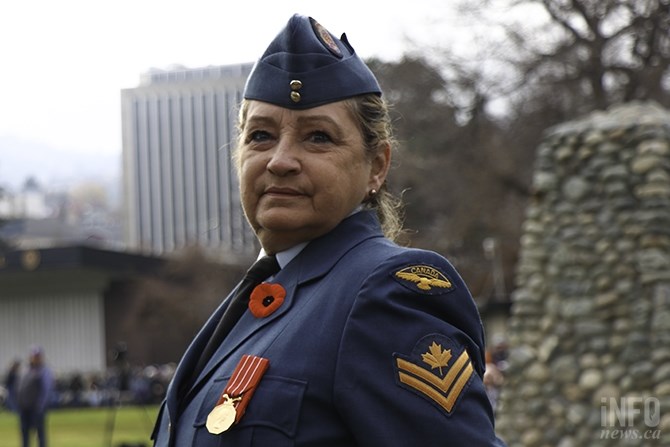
[600,397,662,441]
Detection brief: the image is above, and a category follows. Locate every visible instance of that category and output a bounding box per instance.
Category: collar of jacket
[280,209,384,285]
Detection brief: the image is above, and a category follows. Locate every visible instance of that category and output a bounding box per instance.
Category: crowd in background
[2,361,175,411]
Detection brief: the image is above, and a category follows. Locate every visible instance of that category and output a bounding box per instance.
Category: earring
[369,189,378,198]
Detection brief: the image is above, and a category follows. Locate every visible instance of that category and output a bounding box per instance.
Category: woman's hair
[343,94,404,241]
[234,94,404,241]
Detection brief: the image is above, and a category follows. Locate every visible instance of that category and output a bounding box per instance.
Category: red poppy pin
[249,283,286,318]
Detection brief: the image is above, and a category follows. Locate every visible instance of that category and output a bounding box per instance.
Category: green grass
[0,405,159,447]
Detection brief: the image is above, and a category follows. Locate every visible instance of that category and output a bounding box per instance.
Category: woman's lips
[264,186,303,196]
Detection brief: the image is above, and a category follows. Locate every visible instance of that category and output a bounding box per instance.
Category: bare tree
[497,0,670,112]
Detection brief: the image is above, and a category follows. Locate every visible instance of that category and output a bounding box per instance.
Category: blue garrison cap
[243,14,382,109]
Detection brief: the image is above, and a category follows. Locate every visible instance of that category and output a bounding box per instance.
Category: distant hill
[0,135,121,194]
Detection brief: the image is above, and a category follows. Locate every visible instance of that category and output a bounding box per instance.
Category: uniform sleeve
[333,249,506,447]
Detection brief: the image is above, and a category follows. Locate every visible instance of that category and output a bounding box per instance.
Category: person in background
[17,346,54,447]
[151,13,506,446]
[4,359,21,412]
[484,350,505,412]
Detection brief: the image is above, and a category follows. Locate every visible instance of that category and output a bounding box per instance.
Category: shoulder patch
[393,335,475,415]
[392,264,455,295]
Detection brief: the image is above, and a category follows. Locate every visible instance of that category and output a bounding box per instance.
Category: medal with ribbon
[206,354,270,434]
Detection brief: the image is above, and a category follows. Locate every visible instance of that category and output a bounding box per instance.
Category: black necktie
[190,255,280,382]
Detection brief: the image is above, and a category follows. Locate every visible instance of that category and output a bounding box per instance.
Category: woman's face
[237,100,390,253]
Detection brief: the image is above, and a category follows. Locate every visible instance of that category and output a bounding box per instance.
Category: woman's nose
[267,138,301,176]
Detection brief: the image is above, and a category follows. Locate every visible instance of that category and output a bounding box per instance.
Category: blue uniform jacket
[152,210,505,446]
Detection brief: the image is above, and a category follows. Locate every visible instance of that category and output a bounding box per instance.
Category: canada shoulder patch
[392,264,455,295]
[393,335,475,416]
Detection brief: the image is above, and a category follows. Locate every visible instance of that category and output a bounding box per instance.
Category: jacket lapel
[165,287,237,413]
[185,211,384,396]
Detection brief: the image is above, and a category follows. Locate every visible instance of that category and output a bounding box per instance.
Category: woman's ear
[368,142,392,191]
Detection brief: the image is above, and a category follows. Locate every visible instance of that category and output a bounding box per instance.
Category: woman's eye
[308,131,333,144]
[247,130,272,143]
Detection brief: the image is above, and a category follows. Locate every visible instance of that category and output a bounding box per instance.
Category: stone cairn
[496,102,670,446]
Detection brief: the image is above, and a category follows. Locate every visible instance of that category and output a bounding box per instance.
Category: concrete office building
[121,63,257,257]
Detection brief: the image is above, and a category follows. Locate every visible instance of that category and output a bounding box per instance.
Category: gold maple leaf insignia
[421,342,452,376]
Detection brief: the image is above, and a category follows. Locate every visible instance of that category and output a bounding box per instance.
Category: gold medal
[204,355,270,435]
[206,395,239,434]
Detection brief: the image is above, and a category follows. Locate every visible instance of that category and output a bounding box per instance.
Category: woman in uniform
[152,13,506,447]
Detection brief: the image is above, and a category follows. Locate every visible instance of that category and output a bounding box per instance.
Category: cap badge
[310,18,342,57]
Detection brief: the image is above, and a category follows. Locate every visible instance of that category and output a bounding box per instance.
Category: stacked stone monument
[496,102,670,446]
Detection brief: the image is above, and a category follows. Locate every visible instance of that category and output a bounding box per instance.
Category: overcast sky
[0,0,455,161]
